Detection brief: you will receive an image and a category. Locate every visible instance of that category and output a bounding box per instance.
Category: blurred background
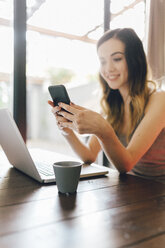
[0,0,164,158]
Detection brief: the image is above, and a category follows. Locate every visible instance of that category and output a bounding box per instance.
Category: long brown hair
[97,28,155,139]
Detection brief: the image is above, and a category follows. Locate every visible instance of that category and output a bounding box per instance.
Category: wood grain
[0,152,165,248]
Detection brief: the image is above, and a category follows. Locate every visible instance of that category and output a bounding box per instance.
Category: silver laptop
[0,109,109,183]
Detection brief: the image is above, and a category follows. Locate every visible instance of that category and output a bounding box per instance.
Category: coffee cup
[53,161,82,195]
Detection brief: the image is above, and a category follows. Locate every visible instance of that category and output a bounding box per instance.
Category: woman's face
[98,38,129,93]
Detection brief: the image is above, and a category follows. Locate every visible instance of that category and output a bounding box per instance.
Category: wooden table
[0,150,165,248]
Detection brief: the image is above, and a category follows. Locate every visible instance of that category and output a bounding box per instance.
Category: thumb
[70,102,85,110]
[48,100,54,107]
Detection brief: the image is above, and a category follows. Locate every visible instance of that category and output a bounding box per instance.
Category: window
[0,0,146,156]
[26,0,146,154]
[26,0,104,152]
[110,0,145,40]
[0,0,13,110]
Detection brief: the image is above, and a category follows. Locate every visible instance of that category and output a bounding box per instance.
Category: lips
[107,74,120,80]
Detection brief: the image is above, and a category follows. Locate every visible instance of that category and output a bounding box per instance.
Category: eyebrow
[99,51,124,60]
[111,52,124,56]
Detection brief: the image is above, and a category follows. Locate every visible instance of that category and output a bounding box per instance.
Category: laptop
[0,109,109,183]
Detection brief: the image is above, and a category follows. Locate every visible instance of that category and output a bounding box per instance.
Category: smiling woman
[98,39,128,92]
[97,28,149,139]
[0,0,147,147]
[49,28,165,183]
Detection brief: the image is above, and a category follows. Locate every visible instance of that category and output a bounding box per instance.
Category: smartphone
[48,84,71,107]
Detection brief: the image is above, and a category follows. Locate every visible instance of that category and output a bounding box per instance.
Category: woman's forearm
[96,122,134,173]
[63,131,96,164]
[55,103,134,171]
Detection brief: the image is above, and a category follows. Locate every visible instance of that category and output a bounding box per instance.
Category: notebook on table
[0,109,109,183]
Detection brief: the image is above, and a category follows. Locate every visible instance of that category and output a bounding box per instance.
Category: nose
[105,60,115,73]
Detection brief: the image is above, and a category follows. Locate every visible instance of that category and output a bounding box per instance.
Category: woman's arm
[94,91,165,172]
[48,101,101,163]
[58,91,165,173]
[64,132,101,164]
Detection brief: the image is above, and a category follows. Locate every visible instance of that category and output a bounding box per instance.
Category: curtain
[147,0,165,86]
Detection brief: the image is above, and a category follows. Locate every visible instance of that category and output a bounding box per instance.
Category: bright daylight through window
[0,0,145,153]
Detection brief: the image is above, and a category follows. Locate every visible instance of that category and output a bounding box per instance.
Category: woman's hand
[57,102,107,136]
[48,100,73,135]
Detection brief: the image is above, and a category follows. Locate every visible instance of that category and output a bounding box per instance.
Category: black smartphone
[48,84,71,107]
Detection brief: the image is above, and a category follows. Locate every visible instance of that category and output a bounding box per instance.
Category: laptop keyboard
[35,162,54,176]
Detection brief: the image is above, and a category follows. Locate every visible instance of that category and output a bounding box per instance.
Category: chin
[110,86,120,90]
[107,83,119,90]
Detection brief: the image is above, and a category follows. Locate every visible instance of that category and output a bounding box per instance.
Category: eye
[113,57,122,62]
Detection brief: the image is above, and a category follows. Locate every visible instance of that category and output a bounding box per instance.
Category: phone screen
[48,85,71,106]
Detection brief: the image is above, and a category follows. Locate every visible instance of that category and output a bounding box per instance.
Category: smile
[107,75,119,80]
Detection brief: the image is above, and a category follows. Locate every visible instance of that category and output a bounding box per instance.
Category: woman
[48,28,165,182]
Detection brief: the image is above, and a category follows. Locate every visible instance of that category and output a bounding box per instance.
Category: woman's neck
[119,85,130,104]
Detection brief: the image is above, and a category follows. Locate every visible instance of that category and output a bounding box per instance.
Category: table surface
[0,149,165,248]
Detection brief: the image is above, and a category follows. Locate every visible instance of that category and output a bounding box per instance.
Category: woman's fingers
[48,100,86,113]
[51,106,61,114]
[59,121,73,129]
[70,102,86,110]
[57,110,75,122]
[48,100,62,113]
[58,102,81,114]
[48,100,74,135]
[48,100,54,107]
[56,115,69,123]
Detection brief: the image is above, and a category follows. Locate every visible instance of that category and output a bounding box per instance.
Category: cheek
[124,67,129,80]
[121,63,128,79]
[121,71,128,84]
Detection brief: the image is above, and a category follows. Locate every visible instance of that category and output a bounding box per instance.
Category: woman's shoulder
[145,89,165,127]
[147,89,165,106]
